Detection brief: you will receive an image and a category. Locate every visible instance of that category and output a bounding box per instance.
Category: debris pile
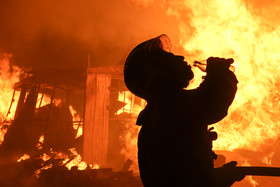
[0,157,143,187]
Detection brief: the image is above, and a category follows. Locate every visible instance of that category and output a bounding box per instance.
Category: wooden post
[14,86,27,119]
[83,71,111,166]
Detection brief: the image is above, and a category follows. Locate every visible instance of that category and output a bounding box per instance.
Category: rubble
[0,156,143,187]
[38,166,142,187]
[0,67,144,186]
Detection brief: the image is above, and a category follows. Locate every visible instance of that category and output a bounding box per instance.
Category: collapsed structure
[3,65,280,186]
[0,66,144,186]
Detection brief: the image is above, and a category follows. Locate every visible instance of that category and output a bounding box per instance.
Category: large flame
[117,91,143,171]
[120,1,280,186]
[0,54,21,120]
[0,54,21,144]
[178,0,280,152]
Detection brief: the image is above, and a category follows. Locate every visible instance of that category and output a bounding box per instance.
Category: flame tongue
[175,0,280,152]
[0,54,21,121]
[116,3,280,185]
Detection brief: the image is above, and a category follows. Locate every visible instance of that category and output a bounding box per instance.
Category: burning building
[2,49,280,186]
[0,62,144,186]
[1,0,280,186]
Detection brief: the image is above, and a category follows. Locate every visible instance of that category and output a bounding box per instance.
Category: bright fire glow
[17,154,31,162]
[35,148,100,177]
[176,0,280,152]
[36,135,45,149]
[2,1,280,185]
[69,105,83,138]
[40,153,51,162]
[35,95,62,108]
[243,160,259,187]
[0,54,21,144]
[0,54,21,120]
[117,91,144,171]
[35,96,83,138]
[119,3,280,186]
[64,148,94,170]
[0,57,89,174]
[116,91,145,115]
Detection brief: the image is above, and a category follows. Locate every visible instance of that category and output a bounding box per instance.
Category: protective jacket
[137,70,238,187]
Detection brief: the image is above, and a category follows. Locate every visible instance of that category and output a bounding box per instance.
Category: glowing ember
[34,147,100,177]
[40,153,51,162]
[34,164,53,178]
[39,135,44,143]
[36,135,45,149]
[0,124,9,145]
[17,154,30,162]
[65,148,96,170]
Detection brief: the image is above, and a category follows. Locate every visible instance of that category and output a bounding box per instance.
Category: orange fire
[117,91,145,115]
[17,154,30,162]
[0,54,21,144]
[34,147,100,177]
[35,96,83,139]
[69,105,83,138]
[0,58,94,174]
[117,91,143,171]
[119,1,280,185]
[0,54,21,120]
[178,0,280,153]
[2,1,280,186]
[32,104,93,174]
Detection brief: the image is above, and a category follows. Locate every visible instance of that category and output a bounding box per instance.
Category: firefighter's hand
[213,161,246,187]
[222,161,245,181]
[206,57,234,75]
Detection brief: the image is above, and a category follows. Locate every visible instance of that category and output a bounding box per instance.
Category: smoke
[1,0,279,70]
[0,0,192,70]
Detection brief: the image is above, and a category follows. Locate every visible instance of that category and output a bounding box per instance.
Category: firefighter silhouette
[124,34,244,186]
